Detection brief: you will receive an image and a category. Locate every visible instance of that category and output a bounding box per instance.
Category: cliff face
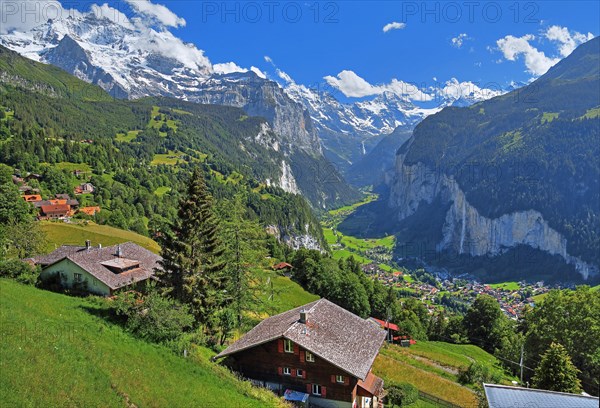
[388,150,598,280]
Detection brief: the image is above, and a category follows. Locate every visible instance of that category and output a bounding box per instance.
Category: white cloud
[383,22,406,33]
[495,26,594,77]
[0,0,84,34]
[213,62,248,75]
[324,70,433,101]
[212,63,266,79]
[544,25,594,57]
[124,0,185,28]
[264,56,273,63]
[451,33,469,48]
[496,34,559,76]
[324,70,379,97]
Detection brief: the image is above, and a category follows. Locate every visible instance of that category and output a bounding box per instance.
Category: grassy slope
[0,279,285,408]
[373,341,514,407]
[41,222,161,254]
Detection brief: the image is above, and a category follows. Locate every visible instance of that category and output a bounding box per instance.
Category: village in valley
[361,262,550,319]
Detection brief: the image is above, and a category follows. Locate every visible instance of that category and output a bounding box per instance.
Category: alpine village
[0,2,599,408]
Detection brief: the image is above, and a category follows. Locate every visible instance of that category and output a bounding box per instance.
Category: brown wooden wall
[223,337,359,402]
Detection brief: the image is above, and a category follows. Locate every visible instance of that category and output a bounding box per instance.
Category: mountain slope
[384,37,600,282]
[0,45,326,248]
[0,279,284,407]
[1,16,358,208]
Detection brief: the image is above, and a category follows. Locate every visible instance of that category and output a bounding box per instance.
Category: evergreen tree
[156,168,227,329]
[532,342,582,393]
[218,193,268,327]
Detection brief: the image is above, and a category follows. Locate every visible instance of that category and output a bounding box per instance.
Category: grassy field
[53,161,92,173]
[252,269,319,318]
[373,341,512,407]
[115,130,141,143]
[487,281,520,291]
[149,106,178,136]
[151,151,186,166]
[374,351,478,407]
[41,222,161,254]
[0,279,285,408]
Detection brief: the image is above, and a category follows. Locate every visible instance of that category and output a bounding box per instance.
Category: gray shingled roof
[215,299,386,380]
[34,242,161,290]
[484,384,599,408]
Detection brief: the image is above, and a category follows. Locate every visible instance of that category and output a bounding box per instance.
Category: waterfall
[361,141,366,155]
[459,198,466,254]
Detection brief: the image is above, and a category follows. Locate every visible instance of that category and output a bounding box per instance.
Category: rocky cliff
[389,146,598,280]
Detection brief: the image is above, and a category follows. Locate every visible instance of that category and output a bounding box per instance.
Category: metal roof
[484,383,599,408]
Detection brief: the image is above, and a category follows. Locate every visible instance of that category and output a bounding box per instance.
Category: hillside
[0,44,327,248]
[382,37,600,283]
[374,341,515,407]
[40,222,161,254]
[0,279,285,407]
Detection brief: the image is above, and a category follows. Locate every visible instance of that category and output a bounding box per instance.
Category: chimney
[85,240,91,251]
[116,245,122,258]
[299,308,307,324]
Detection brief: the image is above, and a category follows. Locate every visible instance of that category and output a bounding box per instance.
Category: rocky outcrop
[388,146,598,279]
[265,225,323,252]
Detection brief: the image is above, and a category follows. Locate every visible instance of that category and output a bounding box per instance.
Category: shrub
[111,286,194,343]
[0,259,39,285]
[386,382,419,407]
[458,362,502,385]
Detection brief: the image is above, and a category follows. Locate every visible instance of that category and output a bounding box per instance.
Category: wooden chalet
[214,299,386,408]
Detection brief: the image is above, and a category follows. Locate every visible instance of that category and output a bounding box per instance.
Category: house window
[283,367,291,376]
[73,273,82,283]
[305,351,315,362]
[336,375,344,384]
[312,384,321,396]
[284,339,293,353]
[296,369,304,378]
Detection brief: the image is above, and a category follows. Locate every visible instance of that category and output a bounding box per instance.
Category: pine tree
[532,342,582,393]
[218,193,268,327]
[156,168,227,329]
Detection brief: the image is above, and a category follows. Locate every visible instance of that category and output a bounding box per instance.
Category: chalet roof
[358,372,384,397]
[40,204,70,214]
[215,298,386,380]
[483,384,599,408]
[33,242,161,290]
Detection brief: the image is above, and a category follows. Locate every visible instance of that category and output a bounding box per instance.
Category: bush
[111,287,194,343]
[386,382,419,407]
[458,362,502,385]
[0,259,39,285]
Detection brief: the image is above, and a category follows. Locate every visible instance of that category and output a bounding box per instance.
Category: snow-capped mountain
[1,14,212,99]
[282,77,504,170]
[0,10,505,178]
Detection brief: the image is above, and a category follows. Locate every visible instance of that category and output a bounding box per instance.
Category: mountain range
[341,36,600,283]
[0,12,506,183]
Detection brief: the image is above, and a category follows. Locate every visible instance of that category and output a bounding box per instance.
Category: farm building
[214,299,386,408]
[33,241,160,296]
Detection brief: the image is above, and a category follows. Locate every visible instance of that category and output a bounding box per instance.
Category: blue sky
[167,1,599,86]
[4,0,600,101]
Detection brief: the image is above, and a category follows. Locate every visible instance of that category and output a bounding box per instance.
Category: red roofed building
[39,204,71,220]
[79,206,101,216]
[273,262,293,271]
[22,194,42,202]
